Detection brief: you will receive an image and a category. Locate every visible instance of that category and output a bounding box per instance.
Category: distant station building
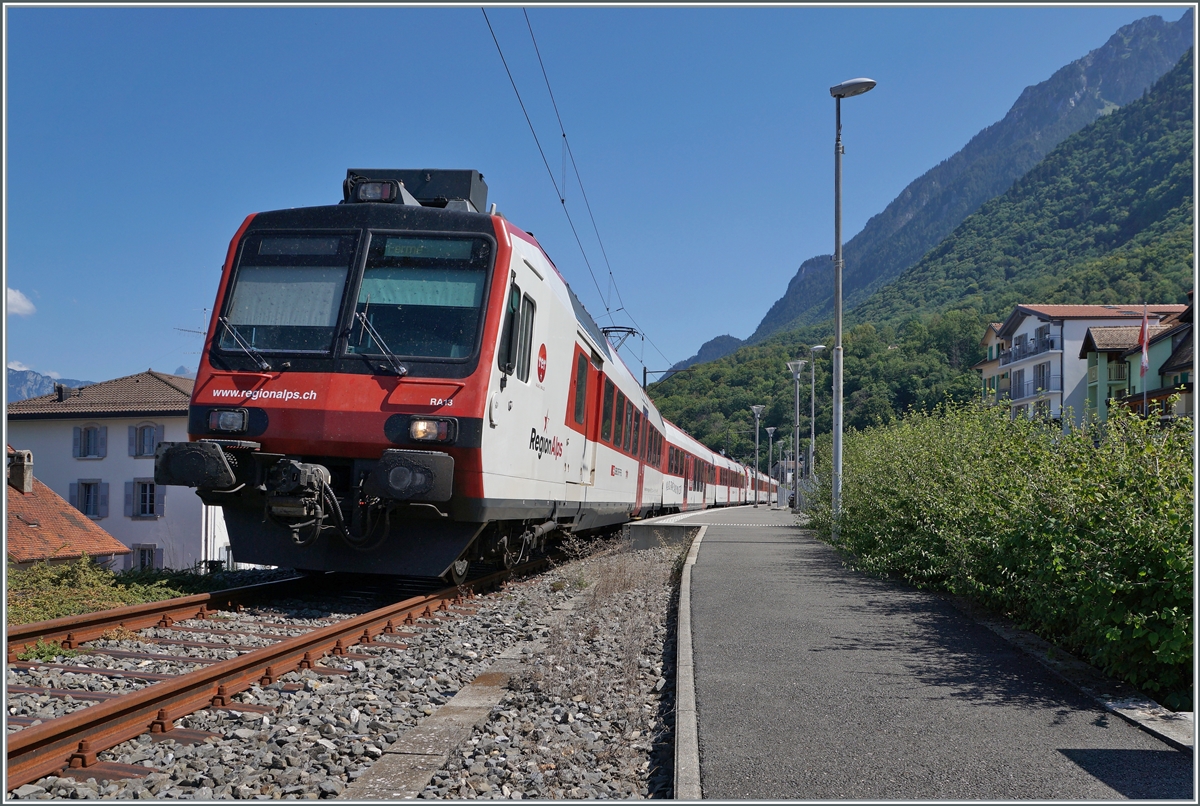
[7,445,131,569]
[6,371,232,571]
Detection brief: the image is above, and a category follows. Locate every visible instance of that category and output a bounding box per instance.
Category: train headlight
[410,418,455,443]
[354,180,400,203]
[208,409,248,433]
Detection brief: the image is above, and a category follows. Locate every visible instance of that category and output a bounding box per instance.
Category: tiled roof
[1159,328,1193,375]
[7,477,130,564]
[1078,325,1173,357]
[999,304,1187,340]
[1017,304,1186,319]
[7,370,192,419]
[977,322,1004,348]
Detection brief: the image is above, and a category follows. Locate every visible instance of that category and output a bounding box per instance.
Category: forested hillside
[747,10,1192,341]
[650,48,1194,465]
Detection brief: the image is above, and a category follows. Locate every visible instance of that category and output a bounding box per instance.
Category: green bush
[5,557,242,626]
[805,402,1193,710]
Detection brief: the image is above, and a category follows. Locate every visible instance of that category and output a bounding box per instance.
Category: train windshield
[221,234,358,353]
[348,234,492,360]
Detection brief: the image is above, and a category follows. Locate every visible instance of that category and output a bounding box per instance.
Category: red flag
[1139,304,1150,378]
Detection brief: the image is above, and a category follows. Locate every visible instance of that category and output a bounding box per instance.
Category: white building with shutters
[6,370,231,571]
[989,304,1188,424]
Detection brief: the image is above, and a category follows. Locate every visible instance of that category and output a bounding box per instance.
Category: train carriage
[155,169,746,580]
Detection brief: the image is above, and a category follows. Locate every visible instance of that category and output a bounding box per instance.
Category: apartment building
[7,371,231,570]
[989,304,1186,423]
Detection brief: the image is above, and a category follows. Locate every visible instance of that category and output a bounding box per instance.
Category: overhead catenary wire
[522,9,675,370]
[483,8,676,370]
[481,8,609,314]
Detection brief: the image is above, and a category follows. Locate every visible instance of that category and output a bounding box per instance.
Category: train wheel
[447,558,470,585]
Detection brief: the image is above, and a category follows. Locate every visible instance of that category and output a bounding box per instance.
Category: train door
[566,342,600,487]
[493,255,553,488]
[681,455,690,510]
[634,407,646,514]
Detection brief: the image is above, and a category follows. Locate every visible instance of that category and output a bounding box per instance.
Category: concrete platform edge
[673,524,706,801]
[969,610,1194,752]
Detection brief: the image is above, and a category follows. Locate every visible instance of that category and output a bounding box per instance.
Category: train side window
[573,353,588,425]
[515,294,537,382]
[631,411,641,458]
[601,379,614,442]
[623,404,634,452]
[614,393,626,450]
[497,283,521,374]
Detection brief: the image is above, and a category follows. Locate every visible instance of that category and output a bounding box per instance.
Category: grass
[531,536,683,703]
[17,638,77,662]
[5,555,285,626]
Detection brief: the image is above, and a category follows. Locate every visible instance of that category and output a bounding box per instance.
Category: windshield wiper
[355,312,408,376]
[219,317,272,372]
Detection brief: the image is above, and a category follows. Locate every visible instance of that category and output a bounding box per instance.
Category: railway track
[6,558,555,792]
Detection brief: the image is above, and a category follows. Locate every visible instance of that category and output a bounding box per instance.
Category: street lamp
[809,344,825,482]
[786,359,807,510]
[751,404,765,506]
[766,426,776,506]
[830,76,876,518]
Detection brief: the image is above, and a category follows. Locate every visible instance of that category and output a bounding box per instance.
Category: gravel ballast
[6,537,684,800]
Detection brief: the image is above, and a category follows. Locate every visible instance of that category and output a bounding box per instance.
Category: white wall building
[994,304,1186,423]
[7,371,231,571]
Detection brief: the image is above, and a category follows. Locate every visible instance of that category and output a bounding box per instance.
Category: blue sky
[4,4,1189,384]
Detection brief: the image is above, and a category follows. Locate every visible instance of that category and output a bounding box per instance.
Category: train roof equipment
[343,169,488,213]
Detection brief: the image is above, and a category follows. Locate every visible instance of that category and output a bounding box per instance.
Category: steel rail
[7,576,309,661]
[5,561,541,790]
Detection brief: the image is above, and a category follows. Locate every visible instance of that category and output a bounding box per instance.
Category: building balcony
[1088,363,1128,384]
[1000,336,1060,367]
[1009,375,1063,403]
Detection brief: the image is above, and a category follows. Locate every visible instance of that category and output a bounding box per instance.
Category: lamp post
[809,344,825,482]
[830,77,876,517]
[751,404,765,506]
[766,426,776,506]
[786,359,807,510]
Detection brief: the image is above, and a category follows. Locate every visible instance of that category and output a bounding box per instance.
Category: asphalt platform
[673,505,1193,800]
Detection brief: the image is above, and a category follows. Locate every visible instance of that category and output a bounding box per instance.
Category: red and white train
[156,169,778,580]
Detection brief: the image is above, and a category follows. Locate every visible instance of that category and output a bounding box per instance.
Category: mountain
[650,47,1194,458]
[7,369,96,403]
[669,334,746,371]
[853,47,1193,327]
[173,365,197,379]
[739,10,1192,347]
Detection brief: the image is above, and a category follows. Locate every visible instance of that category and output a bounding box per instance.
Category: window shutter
[154,548,164,570]
[69,482,79,508]
[125,482,134,517]
[154,484,165,517]
[98,427,108,458]
[98,483,110,518]
[73,427,82,458]
[154,424,165,452]
[128,426,137,456]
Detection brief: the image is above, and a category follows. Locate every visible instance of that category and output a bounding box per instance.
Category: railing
[1089,364,1129,384]
[1010,375,1063,401]
[999,336,1059,367]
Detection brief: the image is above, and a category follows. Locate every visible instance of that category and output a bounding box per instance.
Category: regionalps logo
[529,428,563,459]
